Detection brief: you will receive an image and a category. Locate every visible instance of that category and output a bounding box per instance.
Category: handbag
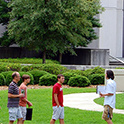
[26,108,33,120]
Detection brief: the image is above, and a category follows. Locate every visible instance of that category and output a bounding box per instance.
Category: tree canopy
[7,0,103,63]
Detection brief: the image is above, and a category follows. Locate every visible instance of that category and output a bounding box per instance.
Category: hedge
[39,74,57,86]
[62,72,79,84]
[28,70,49,84]
[68,75,90,87]
[5,71,34,86]
[0,63,22,72]
[89,74,105,85]
[0,58,59,64]
[21,64,68,75]
[0,74,6,86]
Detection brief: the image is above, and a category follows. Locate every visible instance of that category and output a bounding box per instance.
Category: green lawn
[94,93,124,110]
[0,88,124,124]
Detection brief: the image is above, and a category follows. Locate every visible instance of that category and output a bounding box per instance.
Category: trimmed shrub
[18,72,34,86]
[67,69,83,76]
[28,70,49,84]
[6,71,34,86]
[39,74,57,86]
[41,64,68,75]
[83,69,93,78]
[68,75,90,87]
[6,71,13,86]
[90,66,105,75]
[0,63,22,73]
[89,74,105,85]
[0,74,6,86]
[0,58,59,64]
[62,72,79,84]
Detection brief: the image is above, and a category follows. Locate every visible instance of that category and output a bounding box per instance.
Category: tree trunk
[42,49,46,64]
[59,53,62,63]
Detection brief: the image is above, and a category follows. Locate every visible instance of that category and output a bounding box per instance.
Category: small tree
[8,0,103,63]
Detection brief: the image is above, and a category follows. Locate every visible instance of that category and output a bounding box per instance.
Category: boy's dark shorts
[102,105,113,120]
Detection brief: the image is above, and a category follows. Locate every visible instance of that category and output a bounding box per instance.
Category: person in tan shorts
[100,70,116,124]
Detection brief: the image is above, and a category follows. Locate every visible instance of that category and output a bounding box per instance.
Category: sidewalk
[64,92,124,114]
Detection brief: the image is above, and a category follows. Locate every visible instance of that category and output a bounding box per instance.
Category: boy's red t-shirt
[52,83,63,107]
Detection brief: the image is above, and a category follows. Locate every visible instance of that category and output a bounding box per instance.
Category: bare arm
[8,93,24,98]
[100,92,113,97]
[54,93,59,107]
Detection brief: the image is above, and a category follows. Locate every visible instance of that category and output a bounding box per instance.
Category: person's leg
[9,121,14,124]
[106,119,113,124]
[50,119,56,124]
[59,107,64,124]
[17,118,23,124]
[17,107,23,124]
[59,119,64,124]
[9,108,16,124]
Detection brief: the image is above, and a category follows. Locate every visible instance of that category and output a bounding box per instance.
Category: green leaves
[6,0,104,62]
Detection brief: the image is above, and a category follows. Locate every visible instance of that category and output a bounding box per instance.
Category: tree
[0,0,15,46]
[8,0,103,63]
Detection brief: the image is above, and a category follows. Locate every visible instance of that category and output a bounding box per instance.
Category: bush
[40,64,68,75]
[0,63,22,73]
[18,72,34,86]
[91,66,105,75]
[67,70,83,76]
[68,75,90,87]
[62,72,79,84]
[39,74,57,86]
[89,74,105,85]
[0,74,6,86]
[28,70,49,84]
[0,58,59,64]
[83,69,93,78]
[6,71,13,86]
[5,71,34,86]
[21,64,68,75]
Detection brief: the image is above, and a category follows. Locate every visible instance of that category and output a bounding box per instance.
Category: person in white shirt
[100,70,116,124]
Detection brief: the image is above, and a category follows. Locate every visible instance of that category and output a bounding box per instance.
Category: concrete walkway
[64,92,124,114]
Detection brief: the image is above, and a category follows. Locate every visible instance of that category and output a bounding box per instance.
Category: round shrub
[6,71,13,86]
[62,72,79,84]
[0,64,10,73]
[18,72,34,86]
[89,74,105,85]
[68,75,90,87]
[39,74,57,86]
[0,74,6,86]
[1,71,14,78]
[67,70,83,76]
[28,70,49,84]
[83,69,93,78]
[91,66,105,75]
[41,64,68,75]
[5,71,34,86]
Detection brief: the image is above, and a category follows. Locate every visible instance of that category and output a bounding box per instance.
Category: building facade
[88,0,124,58]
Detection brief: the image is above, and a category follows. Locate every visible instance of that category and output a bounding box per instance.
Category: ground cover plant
[0,88,123,124]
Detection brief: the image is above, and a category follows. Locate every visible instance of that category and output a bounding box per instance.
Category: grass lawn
[94,93,124,110]
[0,87,124,124]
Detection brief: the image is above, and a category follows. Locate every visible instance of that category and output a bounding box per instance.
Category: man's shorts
[102,105,113,120]
[9,107,23,121]
[52,106,64,120]
[20,106,27,120]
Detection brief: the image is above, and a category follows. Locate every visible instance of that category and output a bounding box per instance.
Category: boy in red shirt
[18,75,32,124]
[50,74,65,124]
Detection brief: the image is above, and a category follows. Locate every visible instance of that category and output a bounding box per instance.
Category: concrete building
[88,0,124,58]
[0,0,124,58]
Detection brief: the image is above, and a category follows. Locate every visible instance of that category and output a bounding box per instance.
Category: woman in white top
[100,70,116,124]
